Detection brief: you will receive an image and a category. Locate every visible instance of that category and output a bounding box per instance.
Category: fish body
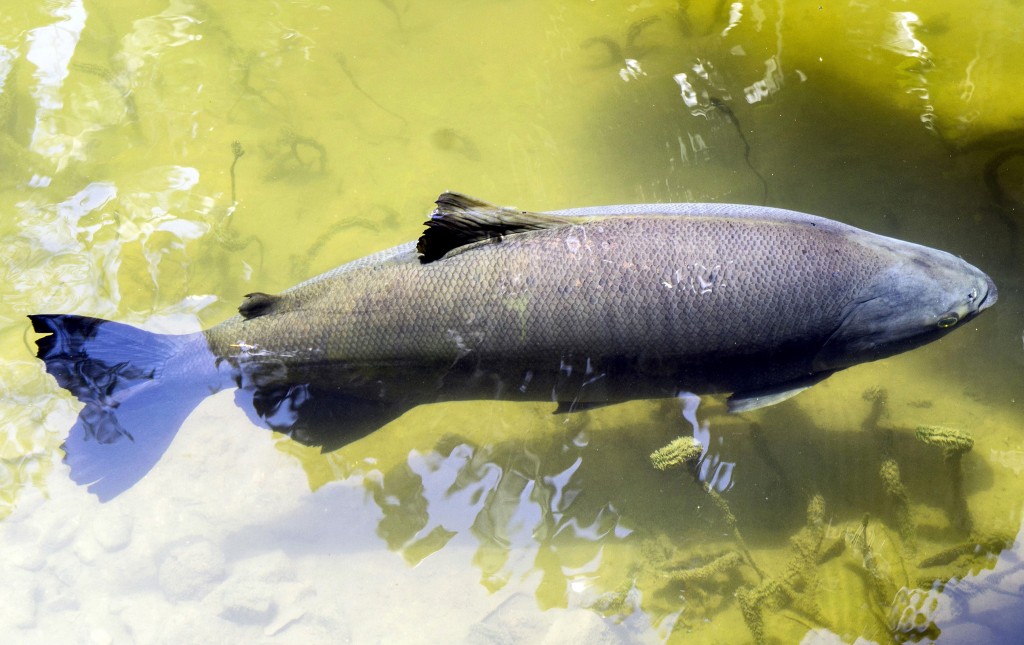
[30,193,997,499]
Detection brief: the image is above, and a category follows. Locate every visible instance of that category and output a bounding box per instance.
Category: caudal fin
[29,315,210,501]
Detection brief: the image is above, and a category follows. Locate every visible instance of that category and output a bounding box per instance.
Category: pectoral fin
[727,372,834,413]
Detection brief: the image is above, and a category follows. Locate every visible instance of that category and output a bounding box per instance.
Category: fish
[29,192,998,500]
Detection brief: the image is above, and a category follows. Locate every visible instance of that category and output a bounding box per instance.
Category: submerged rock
[91,507,133,552]
[158,539,226,602]
[0,570,37,629]
[217,582,275,626]
[542,609,624,645]
[466,594,631,645]
[212,551,296,626]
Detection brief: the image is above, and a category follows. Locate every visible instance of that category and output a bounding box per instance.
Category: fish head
[813,240,997,372]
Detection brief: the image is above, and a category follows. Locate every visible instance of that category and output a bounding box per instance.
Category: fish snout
[977,274,998,312]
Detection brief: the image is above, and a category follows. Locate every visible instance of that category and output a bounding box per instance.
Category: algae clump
[916,425,975,532]
[915,425,974,455]
[650,437,703,470]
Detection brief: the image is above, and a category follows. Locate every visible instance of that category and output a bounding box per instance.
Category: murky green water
[1,1,1022,642]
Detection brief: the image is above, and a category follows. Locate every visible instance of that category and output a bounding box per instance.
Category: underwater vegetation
[633,387,1012,643]
[0,0,1021,641]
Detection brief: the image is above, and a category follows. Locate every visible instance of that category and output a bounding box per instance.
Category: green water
[1,1,1022,642]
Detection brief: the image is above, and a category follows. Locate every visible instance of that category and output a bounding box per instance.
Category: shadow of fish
[29,192,997,500]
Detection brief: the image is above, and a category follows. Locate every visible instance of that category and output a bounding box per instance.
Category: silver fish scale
[206,215,888,372]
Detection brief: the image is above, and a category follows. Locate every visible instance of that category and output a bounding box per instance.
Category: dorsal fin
[239,292,281,320]
[416,192,582,263]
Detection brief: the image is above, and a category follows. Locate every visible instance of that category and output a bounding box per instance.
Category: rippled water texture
[1,1,1022,643]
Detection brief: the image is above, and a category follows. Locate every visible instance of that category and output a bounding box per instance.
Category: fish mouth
[978,275,999,312]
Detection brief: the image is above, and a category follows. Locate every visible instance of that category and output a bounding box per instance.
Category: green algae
[650,434,763,578]
[917,534,1012,569]
[662,550,743,585]
[736,495,846,644]
[879,458,916,551]
[845,514,903,628]
[649,436,703,470]
[0,1,1021,643]
[916,425,975,533]
[915,425,975,455]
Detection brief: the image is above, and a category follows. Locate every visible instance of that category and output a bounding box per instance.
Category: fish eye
[937,313,960,329]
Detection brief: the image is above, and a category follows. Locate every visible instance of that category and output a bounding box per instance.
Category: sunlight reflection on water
[0,0,1022,643]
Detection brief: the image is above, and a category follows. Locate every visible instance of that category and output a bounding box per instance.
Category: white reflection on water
[743,0,788,104]
[885,12,929,59]
[743,55,783,104]
[618,59,645,82]
[673,71,699,108]
[1,0,1021,641]
[721,2,743,38]
[884,11,937,131]
[8,189,119,315]
[405,444,500,546]
[117,0,203,75]
[26,0,86,169]
[0,45,15,92]
[682,391,736,492]
[8,167,212,315]
[885,515,1024,641]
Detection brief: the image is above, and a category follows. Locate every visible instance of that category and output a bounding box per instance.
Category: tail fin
[29,315,211,501]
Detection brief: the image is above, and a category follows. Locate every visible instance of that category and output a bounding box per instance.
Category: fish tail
[29,314,212,501]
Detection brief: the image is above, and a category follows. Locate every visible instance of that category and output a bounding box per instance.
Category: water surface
[1,1,1022,643]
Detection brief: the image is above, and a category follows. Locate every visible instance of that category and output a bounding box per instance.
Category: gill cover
[811,263,974,372]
